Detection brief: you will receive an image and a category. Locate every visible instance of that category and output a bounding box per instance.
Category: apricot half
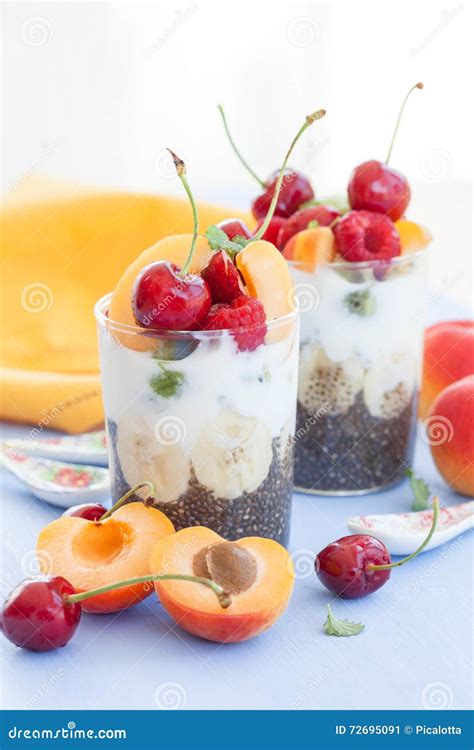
[149,527,294,642]
[236,240,294,320]
[37,502,175,613]
[108,234,213,351]
[282,226,335,272]
[395,219,432,255]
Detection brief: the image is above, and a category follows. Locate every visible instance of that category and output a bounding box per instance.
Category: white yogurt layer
[292,259,427,368]
[98,323,299,458]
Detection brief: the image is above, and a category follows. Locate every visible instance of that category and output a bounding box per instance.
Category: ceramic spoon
[347,502,473,555]
[2,430,108,467]
[0,445,110,508]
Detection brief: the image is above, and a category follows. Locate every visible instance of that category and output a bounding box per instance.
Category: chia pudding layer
[109,421,293,545]
[294,393,417,493]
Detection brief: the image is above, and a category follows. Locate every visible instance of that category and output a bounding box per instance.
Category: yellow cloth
[1,176,251,433]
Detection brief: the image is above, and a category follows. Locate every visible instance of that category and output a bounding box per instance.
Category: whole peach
[419,320,474,420]
[426,375,474,497]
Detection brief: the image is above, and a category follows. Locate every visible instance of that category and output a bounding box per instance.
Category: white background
[2,0,472,305]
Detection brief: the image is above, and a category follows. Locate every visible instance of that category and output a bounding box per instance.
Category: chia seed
[107,420,293,547]
[293,391,418,493]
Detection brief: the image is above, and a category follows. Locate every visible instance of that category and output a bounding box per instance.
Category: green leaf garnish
[299,195,350,214]
[205,225,250,256]
[406,468,431,511]
[150,364,185,399]
[344,289,377,317]
[323,605,364,637]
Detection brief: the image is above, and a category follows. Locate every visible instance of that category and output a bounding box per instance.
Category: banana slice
[192,408,273,500]
[363,353,416,419]
[298,346,364,415]
[116,415,190,503]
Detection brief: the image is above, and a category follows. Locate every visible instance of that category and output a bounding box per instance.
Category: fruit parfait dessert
[95,110,325,543]
[219,85,431,494]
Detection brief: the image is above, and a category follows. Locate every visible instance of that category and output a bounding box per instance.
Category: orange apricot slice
[236,240,294,320]
[395,219,432,255]
[37,502,175,613]
[108,234,213,351]
[282,226,335,272]
[149,526,294,643]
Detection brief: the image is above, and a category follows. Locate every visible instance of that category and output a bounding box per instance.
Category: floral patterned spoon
[0,445,110,508]
[2,430,108,467]
[347,502,473,556]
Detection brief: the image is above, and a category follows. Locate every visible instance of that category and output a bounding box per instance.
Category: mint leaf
[150,365,185,399]
[299,195,350,214]
[323,605,364,637]
[344,289,377,317]
[205,225,249,256]
[406,468,431,511]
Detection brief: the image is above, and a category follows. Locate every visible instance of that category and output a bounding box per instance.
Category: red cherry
[62,503,107,521]
[132,260,211,331]
[204,295,266,352]
[277,205,340,250]
[201,250,243,304]
[315,535,391,599]
[333,209,401,263]
[254,215,287,246]
[217,218,253,241]
[348,160,410,222]
[251,169,314,220]
[1,577,81,651]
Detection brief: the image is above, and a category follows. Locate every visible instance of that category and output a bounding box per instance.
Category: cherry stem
[366,496,439,572]
[167,149,199,276]
[254,109,326,241]
[66,574,232,609]
[385,82,424,165]
[98,482,155,522]
[217,104,265,188]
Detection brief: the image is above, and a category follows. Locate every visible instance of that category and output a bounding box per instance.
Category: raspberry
[204,295,267,352]
[201,250,242,304]
[333,210,401,263]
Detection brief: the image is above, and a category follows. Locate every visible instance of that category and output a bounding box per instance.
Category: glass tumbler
[95,294,299,546]
[290,251,429,495]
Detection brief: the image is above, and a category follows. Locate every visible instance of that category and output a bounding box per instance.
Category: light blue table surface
[1,297,472,712]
